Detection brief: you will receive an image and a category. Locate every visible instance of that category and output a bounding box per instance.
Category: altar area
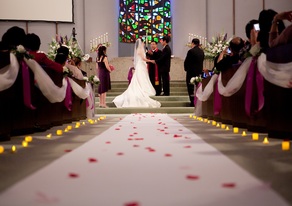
[82,57,213,81]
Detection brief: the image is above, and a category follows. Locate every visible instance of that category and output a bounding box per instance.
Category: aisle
[0,114,288,206]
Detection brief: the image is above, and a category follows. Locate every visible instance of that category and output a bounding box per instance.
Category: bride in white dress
[113,39,161,108]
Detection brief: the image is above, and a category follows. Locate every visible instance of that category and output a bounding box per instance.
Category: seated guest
[215,37,245,72]
[24,33,63,73]
[55,46,84,80]
[238,20,260,61]
[0,41,10,68]
[1,26,26,51]
[73,57,87,76]
[257,9,286,52]
[269,10,292,48]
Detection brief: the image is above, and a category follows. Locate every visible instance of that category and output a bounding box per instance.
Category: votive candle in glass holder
[56,130,63,136]
[282,141,290,151]
[233,127,239,133]
[252,133,259,140]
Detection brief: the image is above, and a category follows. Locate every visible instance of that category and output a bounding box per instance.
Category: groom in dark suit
[152,36,172,96]
[184,38,205,106]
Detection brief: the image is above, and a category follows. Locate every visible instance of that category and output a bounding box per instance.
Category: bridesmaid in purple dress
[96,46,112,108]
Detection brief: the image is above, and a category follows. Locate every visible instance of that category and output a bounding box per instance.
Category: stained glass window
[119,0,171,43]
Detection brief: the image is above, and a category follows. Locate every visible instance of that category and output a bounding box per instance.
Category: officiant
[146,41,162,96]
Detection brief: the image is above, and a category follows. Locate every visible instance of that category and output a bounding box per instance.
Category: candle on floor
[100,117,104,120]
[82,122,86,125]
[212,121,216,126]
[252,133,259,140]
[263,137,269,144]
[282,141,290,151]
[67,125,73,130]
[221,124,226,129]
[216,123,220,127]
[242,131,247,137]
[233,127,239,133]
[22,141,28,147]
[56,130,63,136]
[11,145,16,153]
[0,146,4,154]
[46,133,52,139]
[204,119,208,123]
[25,136,33,142]
[207,120,211,124]
[189,114,193,118]
[226,126,230,131]
[64,128,69,132]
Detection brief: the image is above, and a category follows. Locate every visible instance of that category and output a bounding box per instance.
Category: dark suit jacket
[184,46,205,77]
[155,45,171,73]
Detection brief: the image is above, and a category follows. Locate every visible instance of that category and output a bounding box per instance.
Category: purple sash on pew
[245,57,264,117]
[21,61,36,110]
[64,77,72,111]
[214,77,221,115]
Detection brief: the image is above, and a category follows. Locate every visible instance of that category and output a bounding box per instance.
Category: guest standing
[96,46,111,108]
[269,10,292,48]
[146,41,162,96]
[150,36,171,96]
[184,38,205,106]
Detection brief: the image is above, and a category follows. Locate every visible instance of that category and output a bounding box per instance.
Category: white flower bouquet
[88,75,100,85]
[204,33,232,60]
[190,76,202,84]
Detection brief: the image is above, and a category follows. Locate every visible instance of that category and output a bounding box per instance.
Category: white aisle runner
[0,114,289,206]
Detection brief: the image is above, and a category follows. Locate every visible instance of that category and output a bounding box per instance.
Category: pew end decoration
[190,76,202,85]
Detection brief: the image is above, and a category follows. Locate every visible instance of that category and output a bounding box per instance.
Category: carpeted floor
[0,114,291,206]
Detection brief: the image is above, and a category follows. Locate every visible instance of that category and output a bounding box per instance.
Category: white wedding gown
[113,40,161,108]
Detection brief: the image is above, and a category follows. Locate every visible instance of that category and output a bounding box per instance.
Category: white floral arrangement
[87,75,100,85]
[12,45,34,60]
[190,76,202,84]
[204,33,232,60]
[47,35,89,61]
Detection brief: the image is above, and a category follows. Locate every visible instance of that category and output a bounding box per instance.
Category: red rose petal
[88,158,98,163]
[69,173,79,178]
[124,202,140,206]
[174,134,182,138]
[133,127,137,129]
[64,149,72,153]
[184,145,192,148]
[128,138,133,141]
[115,128,120,130]
[117,152,124,156]
[186,175,199,180]
[133,145,140,147]
[165,132,169,135]
[133,132,138,135]
[149,149,156,152]
[145,147,152,150]
[106,141,111,144]
[160,129,165,132]
[222,183,236,188]
[164,126,168,129]
[129,134,134,137]
[165,153,172,157]
[158,122,162,124]
[179,129,183,131]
